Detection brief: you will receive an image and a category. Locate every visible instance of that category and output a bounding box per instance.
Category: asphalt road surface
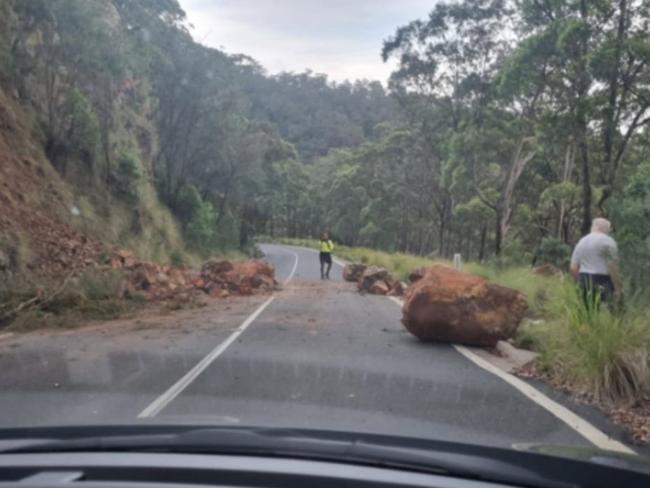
[0,244,633,451]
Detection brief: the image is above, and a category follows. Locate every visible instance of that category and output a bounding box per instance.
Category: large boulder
[401,265,528,347]
[342,264,367,282]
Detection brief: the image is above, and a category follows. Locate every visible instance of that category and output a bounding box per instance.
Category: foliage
[525,283,650,405]
[536,238,571,269]
[111,148,143,203]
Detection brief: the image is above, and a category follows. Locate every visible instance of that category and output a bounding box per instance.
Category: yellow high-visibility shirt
[319,240,334,253]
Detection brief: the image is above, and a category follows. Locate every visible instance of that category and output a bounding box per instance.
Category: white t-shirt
[571,232,618,275]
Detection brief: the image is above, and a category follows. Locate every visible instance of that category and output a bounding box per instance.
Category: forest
[1,0,649,297]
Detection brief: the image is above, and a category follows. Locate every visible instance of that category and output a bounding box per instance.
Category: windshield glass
[1,0,649,469]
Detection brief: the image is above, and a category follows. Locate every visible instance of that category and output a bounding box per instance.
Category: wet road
[0,244,631,450]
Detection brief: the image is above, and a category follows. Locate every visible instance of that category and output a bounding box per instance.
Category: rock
[408,268,427,283]
[238,283,253,296]
[343,264,367,282]
[532,264,563,278]
[129,262,159,291]
[387,281,406,297]
[201,259,234,278]
[401,265,528,347]
[156,272,169,285]
[198,259,276,296]
[358,266,390,293]
[369,280,390,295]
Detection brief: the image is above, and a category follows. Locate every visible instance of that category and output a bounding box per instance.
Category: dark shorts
[319,252,332,265]
[579,273,614,305]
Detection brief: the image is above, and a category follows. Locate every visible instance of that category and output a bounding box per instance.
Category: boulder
[343,264,367,282]
[201,260,234,279]
[369,280,390,295]
[358,266,390,293]
[401,265,528,347]
[408,268,427,283]
[129,262,159,291]
[387,280,406,297]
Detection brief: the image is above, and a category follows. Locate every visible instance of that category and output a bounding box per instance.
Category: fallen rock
[402,265,528,347]
[199,259,276,295]
[408,268,427,283]
[358,266,390,293]
[343,264,367,282]
[387,280,406,297]
[369,280,390,295]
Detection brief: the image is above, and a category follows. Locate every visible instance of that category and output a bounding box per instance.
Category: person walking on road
[319,233,335,280]
[570,218,622,309]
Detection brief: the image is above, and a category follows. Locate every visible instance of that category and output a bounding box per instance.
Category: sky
[177,0,434,84]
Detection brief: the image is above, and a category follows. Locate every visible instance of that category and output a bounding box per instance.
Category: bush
[112,148,143,203]
[176,184,202,224]
[185,201,217,253]
[62,88,99,161]
[536,237,571,269]
[77,269,124,301]
[525,283,650,405]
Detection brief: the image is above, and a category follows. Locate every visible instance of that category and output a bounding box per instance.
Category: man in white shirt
[570,218,622,307]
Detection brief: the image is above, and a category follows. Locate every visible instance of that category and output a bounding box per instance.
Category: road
[0,244,632,451]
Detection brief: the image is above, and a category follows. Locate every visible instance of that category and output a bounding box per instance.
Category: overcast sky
[177,0,434,84]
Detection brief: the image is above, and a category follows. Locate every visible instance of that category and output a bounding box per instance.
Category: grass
[278,236,650,405]
[522,283,650,405]
[2,268,145,332]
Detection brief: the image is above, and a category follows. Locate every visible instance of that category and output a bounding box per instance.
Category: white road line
[138,249,300,418]
[284,249,300,284]
[281,245,346,268]
[388,297,634,454]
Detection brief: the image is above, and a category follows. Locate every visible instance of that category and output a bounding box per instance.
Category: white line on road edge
[388,297,634,454]
[138,249,300,418]
[284,250,300,284]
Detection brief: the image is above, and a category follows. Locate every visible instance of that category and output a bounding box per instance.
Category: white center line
[137,248,299,418]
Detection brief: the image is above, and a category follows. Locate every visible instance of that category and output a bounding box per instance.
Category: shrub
[185,201,217,253]
[77,269,124,301]
[527,283,650,405]
[536,237,571,269]
[61,88,99,161]
[112,148,143,203]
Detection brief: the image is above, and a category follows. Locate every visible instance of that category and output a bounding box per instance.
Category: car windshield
[1,0,650,471]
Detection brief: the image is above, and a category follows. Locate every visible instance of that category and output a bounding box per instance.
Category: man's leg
[326,261,332,279]
[319,254,325,279]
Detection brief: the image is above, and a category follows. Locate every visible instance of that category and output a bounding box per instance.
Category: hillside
[0,0,398,287]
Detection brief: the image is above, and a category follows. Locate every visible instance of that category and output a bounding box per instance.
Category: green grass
[522,283,650,405]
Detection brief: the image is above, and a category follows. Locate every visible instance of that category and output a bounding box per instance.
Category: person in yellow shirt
[319,232,335,280]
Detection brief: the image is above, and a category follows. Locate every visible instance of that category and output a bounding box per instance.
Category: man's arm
[608,260,622,295]
[570,242,581,280]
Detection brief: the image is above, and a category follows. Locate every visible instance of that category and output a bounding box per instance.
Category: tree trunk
[578,0,592,236]
[494,209,503,256]
[478,224,487,262]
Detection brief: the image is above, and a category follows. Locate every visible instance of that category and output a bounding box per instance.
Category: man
[319,232,335,280]
[570,218,622,308]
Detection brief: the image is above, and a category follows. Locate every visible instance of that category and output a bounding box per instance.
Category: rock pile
[342,263,405,296]
[401,265,528,347]
[107,251,277,301]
